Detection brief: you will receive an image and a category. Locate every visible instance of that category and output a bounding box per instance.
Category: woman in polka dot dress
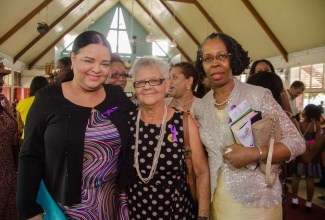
[124,56,210,220]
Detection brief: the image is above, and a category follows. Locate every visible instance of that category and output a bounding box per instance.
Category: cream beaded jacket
[193,78,305,207]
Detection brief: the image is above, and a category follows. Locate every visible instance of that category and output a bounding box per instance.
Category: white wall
[1,48,55,102]
[268,46,325,88]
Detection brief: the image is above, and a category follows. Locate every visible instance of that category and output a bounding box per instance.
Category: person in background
[317,101,324,118]
[0,70,19,219]
[16,31,135,219]
[46,75,55,85]
[291,104,322,213]
[196,74,211,98]
[123,56,210,219]
[249,59,275,75]
[248,59,292,114]
[194,32,305,219]
[105,53,128,90]
[53,57,73,83]
[246,71,294,220]
[306,133,325,201]
[286,81,305,120]
[168,62,200,112]
[16,76,49,139]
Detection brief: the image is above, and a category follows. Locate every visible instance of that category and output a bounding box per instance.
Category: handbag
[252,114,281,187]
[182,112,197,201]
[36,180,66,220]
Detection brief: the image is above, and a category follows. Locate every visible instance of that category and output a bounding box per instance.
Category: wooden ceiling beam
[164,0,222,33]
[14,0,85,63]
[28,0,106,69]
[135,0,193,62]
[159,0,199,46]
[162,0,195,3]
[193,1,222,33]
[241,0,288,62]
[0,0,53,45]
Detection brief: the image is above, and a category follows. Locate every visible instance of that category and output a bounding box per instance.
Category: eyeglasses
[52,68,62,74]
[109,72,129,79]
[133,78,165,88]
[201,53,231,63]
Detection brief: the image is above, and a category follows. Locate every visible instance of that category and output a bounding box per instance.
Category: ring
[225,148,233,154]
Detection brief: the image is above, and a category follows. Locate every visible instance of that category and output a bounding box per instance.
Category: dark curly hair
[304,104,322,122]
[195,32,251,77]
[173,62,199,91]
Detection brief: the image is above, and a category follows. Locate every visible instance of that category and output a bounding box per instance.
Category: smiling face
[71,43,111,91]
[134,66,170,107]
[105,61,127,90]
[201,38,233,89]
[169,66,193,98]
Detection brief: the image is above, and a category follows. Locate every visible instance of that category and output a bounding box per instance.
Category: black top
[16,83,136,219]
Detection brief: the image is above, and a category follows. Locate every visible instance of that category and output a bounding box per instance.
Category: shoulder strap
[303,122,313,136]
[183,112,190,148]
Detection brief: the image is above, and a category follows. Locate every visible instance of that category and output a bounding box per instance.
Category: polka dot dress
[127,110,195,220]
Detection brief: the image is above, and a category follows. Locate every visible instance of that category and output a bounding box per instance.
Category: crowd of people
[1,30,325,220]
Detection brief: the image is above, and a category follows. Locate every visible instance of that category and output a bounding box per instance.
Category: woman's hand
[223,144,259,169]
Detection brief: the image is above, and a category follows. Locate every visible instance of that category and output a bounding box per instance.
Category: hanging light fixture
[130,0,135,43]
[146,31,154,43]
[170,7,177,48]
[170,39,177,48]
[146,0,155,43]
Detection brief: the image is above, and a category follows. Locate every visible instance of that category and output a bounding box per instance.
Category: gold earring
[187,85,191,90]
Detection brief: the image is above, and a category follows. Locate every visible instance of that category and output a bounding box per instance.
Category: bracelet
[197,217,208,220]
[256,146,263,162]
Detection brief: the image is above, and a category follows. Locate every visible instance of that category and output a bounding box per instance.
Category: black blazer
[17,83,135,219]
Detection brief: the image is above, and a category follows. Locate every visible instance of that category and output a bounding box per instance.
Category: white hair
[129,56,170,79]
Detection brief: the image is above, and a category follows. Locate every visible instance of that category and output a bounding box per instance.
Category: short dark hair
[246,71,283,108]
[110,53,125,66]
[304,104,322,122]
[71,31,112,56]
[173,62,199,91]
[195,32,251,77]
[57,57,71,68]
[249,59,275,76]
[29,76,49,96]
[290,81,305,89]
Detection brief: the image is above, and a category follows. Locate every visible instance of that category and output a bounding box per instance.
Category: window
[290,63,324,89]
[153,41,168,57]
[290,63,325,109]
[107,7,132,54]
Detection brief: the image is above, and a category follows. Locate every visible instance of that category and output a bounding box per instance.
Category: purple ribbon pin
[103,106,118,117]
[171,125,178,142]
[228,105,236,124]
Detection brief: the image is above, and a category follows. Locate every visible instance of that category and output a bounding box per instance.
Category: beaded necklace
[173,96,195,107]
[214,89,234,106]
[134,106,167,183]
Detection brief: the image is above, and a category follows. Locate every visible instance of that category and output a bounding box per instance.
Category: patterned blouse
[193,78,305,207]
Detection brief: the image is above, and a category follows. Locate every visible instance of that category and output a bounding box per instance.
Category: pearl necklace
[214,90,234,106]
[173,96,195,107]
[134,106,167,184]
